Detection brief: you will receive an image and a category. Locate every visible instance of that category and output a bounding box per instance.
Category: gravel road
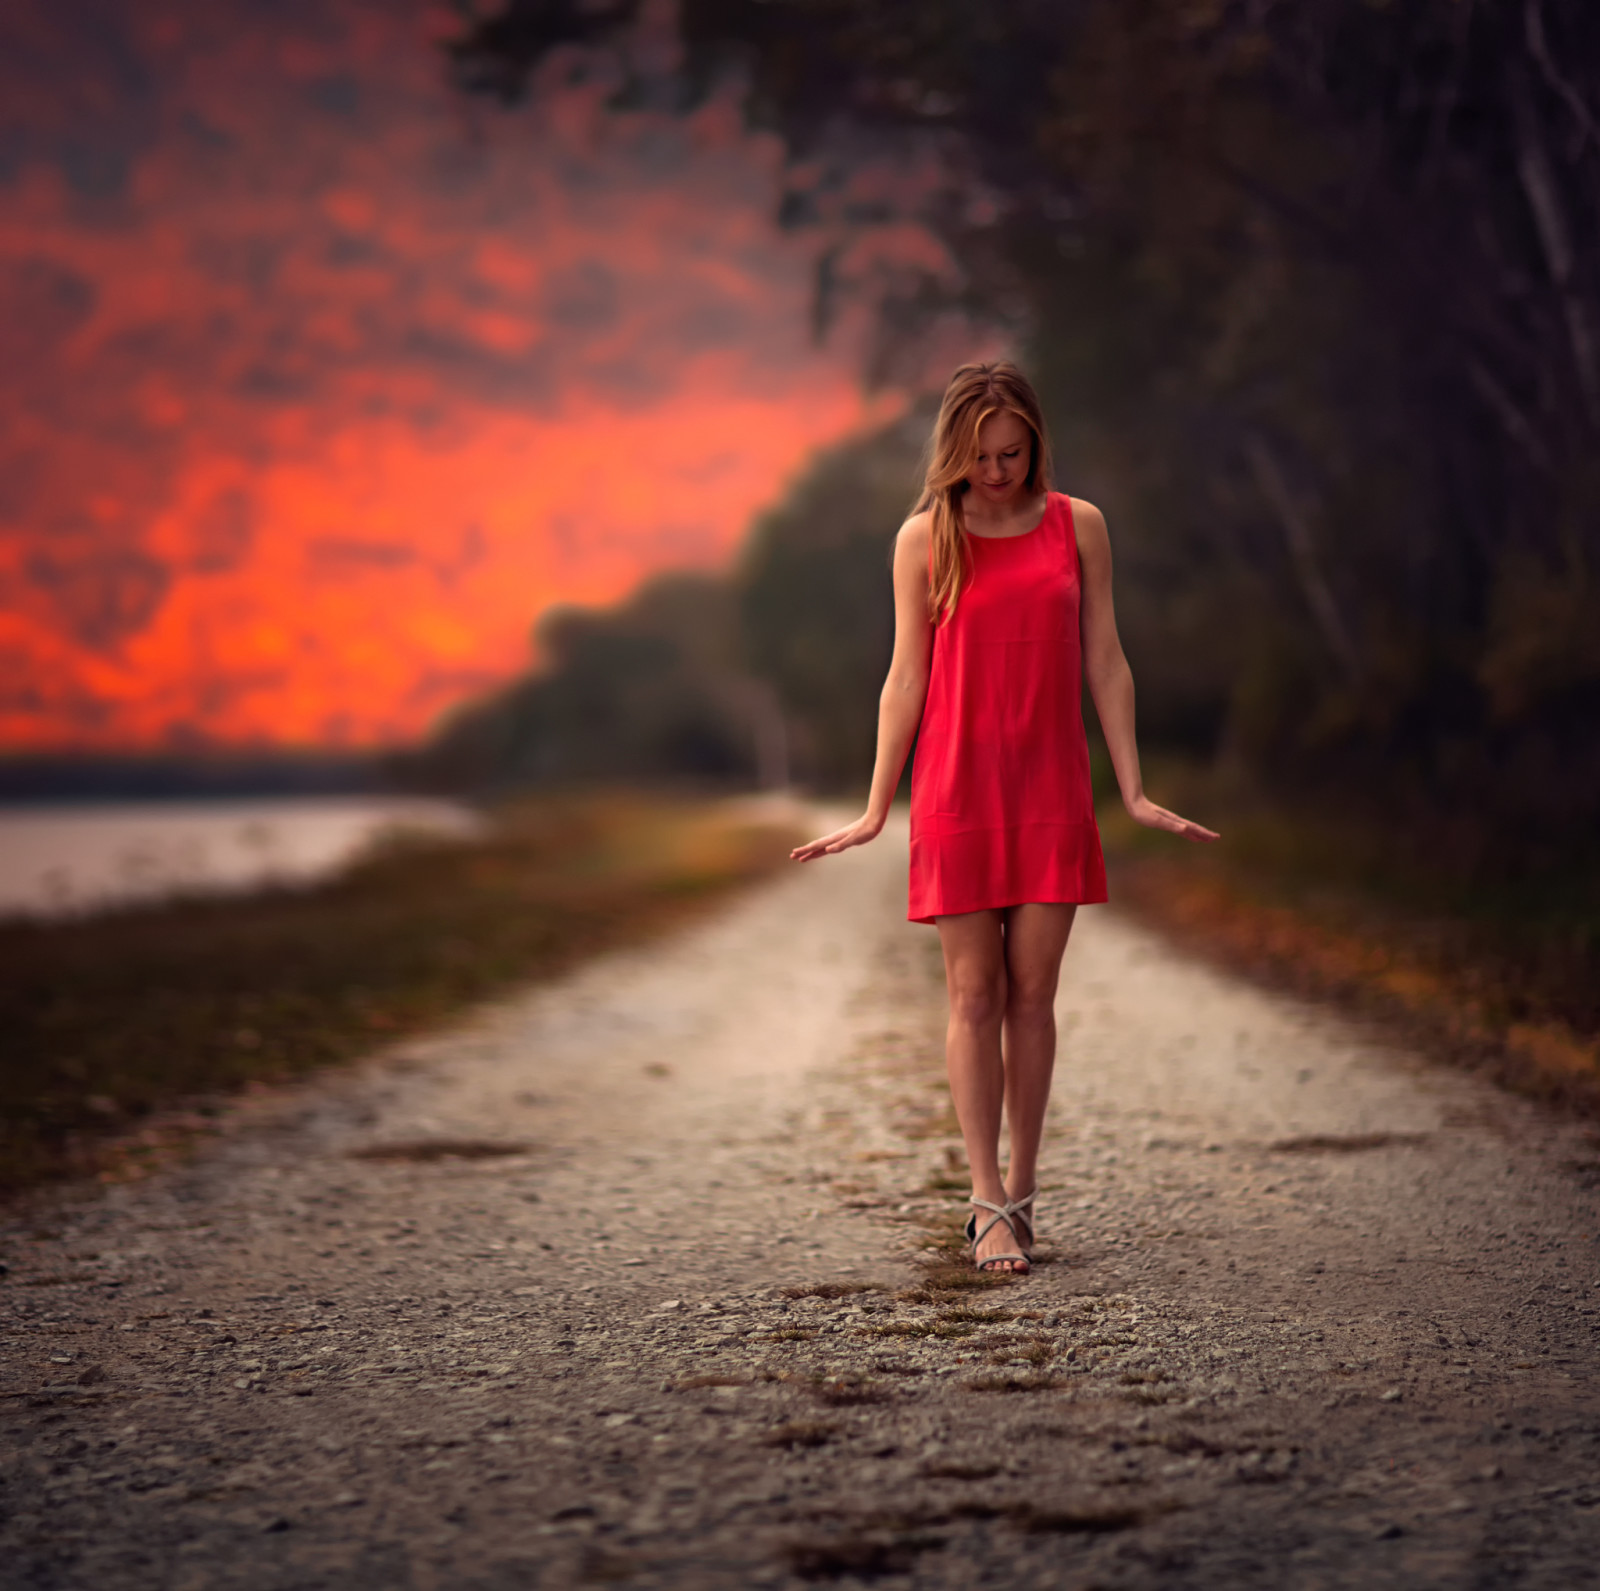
[3,818,1599,1590]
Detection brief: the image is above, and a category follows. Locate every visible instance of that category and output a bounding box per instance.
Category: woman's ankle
[1004,1168,1037,1199]
[968,1175,1009,1207]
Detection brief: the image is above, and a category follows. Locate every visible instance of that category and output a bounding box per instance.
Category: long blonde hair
[915,361,1052,624]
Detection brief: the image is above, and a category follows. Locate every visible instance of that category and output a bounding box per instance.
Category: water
[0,797,483,923]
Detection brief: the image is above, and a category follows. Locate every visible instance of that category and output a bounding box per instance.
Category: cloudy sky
[0,0,906,750]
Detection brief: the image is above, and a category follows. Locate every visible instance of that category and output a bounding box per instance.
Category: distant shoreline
[0,752,399,806]
[0,795,482,924]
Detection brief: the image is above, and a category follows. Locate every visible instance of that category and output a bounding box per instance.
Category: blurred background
[3,1,1598,1181]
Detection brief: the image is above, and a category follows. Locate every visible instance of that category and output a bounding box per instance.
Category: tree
[738,409,926,787]
[448,0,1600,871]
[408,572,759,791]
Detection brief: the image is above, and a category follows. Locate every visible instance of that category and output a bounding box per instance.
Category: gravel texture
[3,817,1599,1589]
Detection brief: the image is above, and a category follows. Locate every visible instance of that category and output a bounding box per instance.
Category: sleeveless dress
[907,491,1108,923]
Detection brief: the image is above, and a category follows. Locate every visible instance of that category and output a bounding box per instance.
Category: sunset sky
[0,0,926,750]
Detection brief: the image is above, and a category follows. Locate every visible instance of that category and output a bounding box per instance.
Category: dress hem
[907,889,1109,926]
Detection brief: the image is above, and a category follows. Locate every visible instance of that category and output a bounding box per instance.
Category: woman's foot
[966,1194,1031,1274]
[1003,1185,1037,1257]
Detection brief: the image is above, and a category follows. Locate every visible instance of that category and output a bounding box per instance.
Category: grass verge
[0,791,799,1195]
[1101,764,1600,1112]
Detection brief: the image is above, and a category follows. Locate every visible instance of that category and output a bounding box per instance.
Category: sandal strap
[967,1210,1016,1248]
[966,1195,1026,1260]
[968,1194,1014,1218]
[971,1191,1036,1216]
[970,1193,1036,1227]
[968,1192,1038,1267]
[1008,1188,1039,1250]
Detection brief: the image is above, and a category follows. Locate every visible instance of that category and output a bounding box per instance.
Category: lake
[0,797,483,922]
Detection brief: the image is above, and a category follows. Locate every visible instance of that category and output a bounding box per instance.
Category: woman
[792,362,1217,1274]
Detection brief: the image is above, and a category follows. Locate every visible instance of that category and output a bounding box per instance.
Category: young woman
[792,362,1217,1274]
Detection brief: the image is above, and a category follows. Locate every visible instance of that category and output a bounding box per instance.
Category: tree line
[434,0,1600,882]
[404,410,920,797]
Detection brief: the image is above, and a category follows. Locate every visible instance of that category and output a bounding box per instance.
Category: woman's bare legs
[998,904,1077,1235]
[937,903,1077,1271]
[938,910,1010,1262]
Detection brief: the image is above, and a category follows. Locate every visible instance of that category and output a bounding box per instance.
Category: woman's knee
[948,972,1006,1028]
[1005,976,1057,1023]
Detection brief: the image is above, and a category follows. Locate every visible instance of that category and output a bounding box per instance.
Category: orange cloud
[0,0,892,749]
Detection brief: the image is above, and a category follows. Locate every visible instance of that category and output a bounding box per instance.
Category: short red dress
[907,491,1108,923]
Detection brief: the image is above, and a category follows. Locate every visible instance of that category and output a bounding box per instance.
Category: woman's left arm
[1075,498,1219,844]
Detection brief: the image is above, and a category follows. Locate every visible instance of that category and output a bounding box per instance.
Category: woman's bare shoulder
[895,510,933,559]
[1068,497,1113,581]
[1066,496,1106,534]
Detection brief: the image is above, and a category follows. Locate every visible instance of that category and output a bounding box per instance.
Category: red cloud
[0,0,892,749]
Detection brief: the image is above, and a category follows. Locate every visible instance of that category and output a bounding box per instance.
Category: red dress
[908,491,1107,923]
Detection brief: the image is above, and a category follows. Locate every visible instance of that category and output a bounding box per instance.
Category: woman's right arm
[791,515,933,861]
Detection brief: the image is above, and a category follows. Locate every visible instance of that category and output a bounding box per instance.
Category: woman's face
[966,410,1034,504]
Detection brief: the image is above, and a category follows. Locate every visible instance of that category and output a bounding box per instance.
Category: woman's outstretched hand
[1125,793,1220,844]
[790,814,885,862]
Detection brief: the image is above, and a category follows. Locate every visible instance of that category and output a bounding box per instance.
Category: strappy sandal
[1005,1188,1038,1260]
[965,1193,1034,1274]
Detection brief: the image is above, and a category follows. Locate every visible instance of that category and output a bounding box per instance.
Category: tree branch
[1243,434,1362,684]
[1525,0,1600,155]
[1466,358,1556,473]
[1512,76,1600,429]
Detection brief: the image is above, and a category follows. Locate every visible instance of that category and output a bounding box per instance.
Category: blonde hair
[915,361,1052,624]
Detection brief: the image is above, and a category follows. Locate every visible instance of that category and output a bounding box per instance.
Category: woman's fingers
[1163,812,1219,842]
[791,817,886,861]
[1131,799,1220,844]
[1155,804,1219,842]
[790,825,861,861]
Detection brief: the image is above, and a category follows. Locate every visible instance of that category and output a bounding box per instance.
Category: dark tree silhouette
[446,1,1600,875]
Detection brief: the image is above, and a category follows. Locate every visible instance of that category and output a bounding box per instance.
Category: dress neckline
[964,491,1053,543]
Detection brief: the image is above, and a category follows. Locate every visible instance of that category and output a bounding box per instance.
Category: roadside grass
[1100,762,1600,1112]
[0,791,799,1196]
[983,1335,1056,1366]
[780,1281,883,1301]
[806,1376,894,1408]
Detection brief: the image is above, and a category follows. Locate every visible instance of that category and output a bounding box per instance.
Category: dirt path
[4,819,1599,1590]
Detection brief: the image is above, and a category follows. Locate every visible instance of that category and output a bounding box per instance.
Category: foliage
[408,417,922,793]
[1104,812,1600,1112]
[405,572,761,791]
[448,0,1600,877]
[737,409,925,787]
